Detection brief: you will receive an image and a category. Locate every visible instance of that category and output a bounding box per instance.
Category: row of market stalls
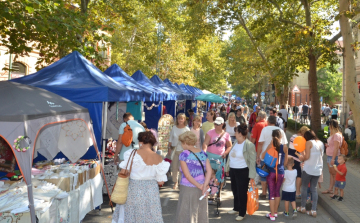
[0,51,211,222]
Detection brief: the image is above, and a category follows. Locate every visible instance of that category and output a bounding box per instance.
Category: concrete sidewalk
[318,158,360,223]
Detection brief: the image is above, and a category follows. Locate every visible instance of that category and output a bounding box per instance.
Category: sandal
[296,207,306,214]
[307,210,317,218]
[321,189,332,194]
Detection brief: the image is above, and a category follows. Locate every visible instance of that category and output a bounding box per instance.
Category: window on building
[11,62,27,78]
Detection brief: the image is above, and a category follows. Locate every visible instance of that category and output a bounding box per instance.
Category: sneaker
[235,216,244,221]
[331,195,339,200]
[292,210,297,219]
[274,213,278,217]
[228,210,238,214]
[338,196,344,201]
[283,212,289,217]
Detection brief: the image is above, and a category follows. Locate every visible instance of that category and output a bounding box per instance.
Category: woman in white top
[112,131,170,223]
[169,113,190,189]
[224,123,256,221]
[296,130,324,218]
[226,112,240,143]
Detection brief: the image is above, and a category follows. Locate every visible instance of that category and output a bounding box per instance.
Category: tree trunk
[274,83,285,106]
[339,0,360,154]
[308,52,321,131]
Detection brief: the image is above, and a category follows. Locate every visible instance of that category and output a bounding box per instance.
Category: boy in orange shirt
[330,154,347,201]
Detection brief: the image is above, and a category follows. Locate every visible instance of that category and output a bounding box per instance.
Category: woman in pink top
[322,120,342,195]
[203,117,232,199]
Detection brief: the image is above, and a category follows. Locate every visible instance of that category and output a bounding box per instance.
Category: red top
[251,120,267,152]
[249,112,258,128]
[335,163,347,182]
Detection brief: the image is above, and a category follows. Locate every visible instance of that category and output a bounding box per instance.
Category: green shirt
[202,121,215,135]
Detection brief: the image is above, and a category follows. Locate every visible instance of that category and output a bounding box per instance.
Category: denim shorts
[327,156,339,166]
[335,181,346,189]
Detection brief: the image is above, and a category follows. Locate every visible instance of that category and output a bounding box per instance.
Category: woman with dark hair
[261,129,288,221]
[112,131,170,223]
[225,123,256,221]
[296,130,324,217]
[322,120,342,195]
[203,117,232,199]
[220,106,227,121]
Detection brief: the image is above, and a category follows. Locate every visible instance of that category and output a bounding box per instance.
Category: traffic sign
[261,96,265,100]
[320,96,323,102]
[261,92,265,96]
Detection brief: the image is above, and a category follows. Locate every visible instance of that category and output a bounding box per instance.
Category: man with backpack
[114,113,145,163]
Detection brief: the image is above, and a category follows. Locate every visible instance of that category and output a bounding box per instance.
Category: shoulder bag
[208,132,226,147]
[110,149,137,204]
[189,150,205,176]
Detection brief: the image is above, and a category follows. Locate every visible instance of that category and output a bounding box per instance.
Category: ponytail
[272,129,281,152]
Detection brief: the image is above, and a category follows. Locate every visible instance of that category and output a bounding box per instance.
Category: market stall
[11,51,150,163]
[0,82,109,223]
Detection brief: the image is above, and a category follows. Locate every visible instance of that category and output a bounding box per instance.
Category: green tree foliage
[317,64,342,104]
[0,0,110,70]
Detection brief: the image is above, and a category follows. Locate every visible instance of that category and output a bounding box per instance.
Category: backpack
[121,122,134,148]
[340,136,348,156]
[264,146,279,182]
[264,147,278,169]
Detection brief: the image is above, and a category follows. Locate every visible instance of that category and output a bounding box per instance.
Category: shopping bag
[247,179,259,215]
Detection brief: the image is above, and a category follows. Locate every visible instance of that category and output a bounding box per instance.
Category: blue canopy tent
[164,79,190,114]
[132,70,178,129]
[150,75,183,118]
[11,51,149,163]
[178,83,197,117]
[105,64,160,102]
[193,87,204,95]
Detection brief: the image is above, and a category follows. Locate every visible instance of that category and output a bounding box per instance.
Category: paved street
[83,178,336,223]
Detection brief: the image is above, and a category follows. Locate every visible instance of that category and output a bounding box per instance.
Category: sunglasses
[214,123,222,126]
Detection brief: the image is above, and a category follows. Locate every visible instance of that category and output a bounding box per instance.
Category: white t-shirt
[258,126,288,160]
[279,109,288,121]
[229,141,247,169]
[169,126,190,151]
[282,169,297,192]
[298,105,303,113]
[225,121,240,137]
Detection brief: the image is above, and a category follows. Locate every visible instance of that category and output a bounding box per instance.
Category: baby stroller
[208,158,225,216]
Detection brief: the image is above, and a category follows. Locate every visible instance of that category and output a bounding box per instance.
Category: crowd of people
[110,100,348,222]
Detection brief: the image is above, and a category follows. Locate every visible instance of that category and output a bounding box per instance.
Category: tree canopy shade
[195,94,226,103]
[11,51,149,102]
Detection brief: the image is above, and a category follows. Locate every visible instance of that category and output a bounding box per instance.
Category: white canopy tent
[0,82,111,222]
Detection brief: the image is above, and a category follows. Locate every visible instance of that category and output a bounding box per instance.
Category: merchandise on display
[0,160,102,223]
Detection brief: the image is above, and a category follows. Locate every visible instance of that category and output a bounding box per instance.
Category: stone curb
[317,192,354,223]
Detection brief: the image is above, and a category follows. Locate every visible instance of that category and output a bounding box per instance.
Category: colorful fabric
[206,129,230,155]
[126,101,143,120]
[179,150,208,187]
[207,152,225,183]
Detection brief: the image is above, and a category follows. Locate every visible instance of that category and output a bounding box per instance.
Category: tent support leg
[102,102,108,167]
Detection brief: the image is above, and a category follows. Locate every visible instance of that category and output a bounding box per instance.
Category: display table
[0,162,103,223]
